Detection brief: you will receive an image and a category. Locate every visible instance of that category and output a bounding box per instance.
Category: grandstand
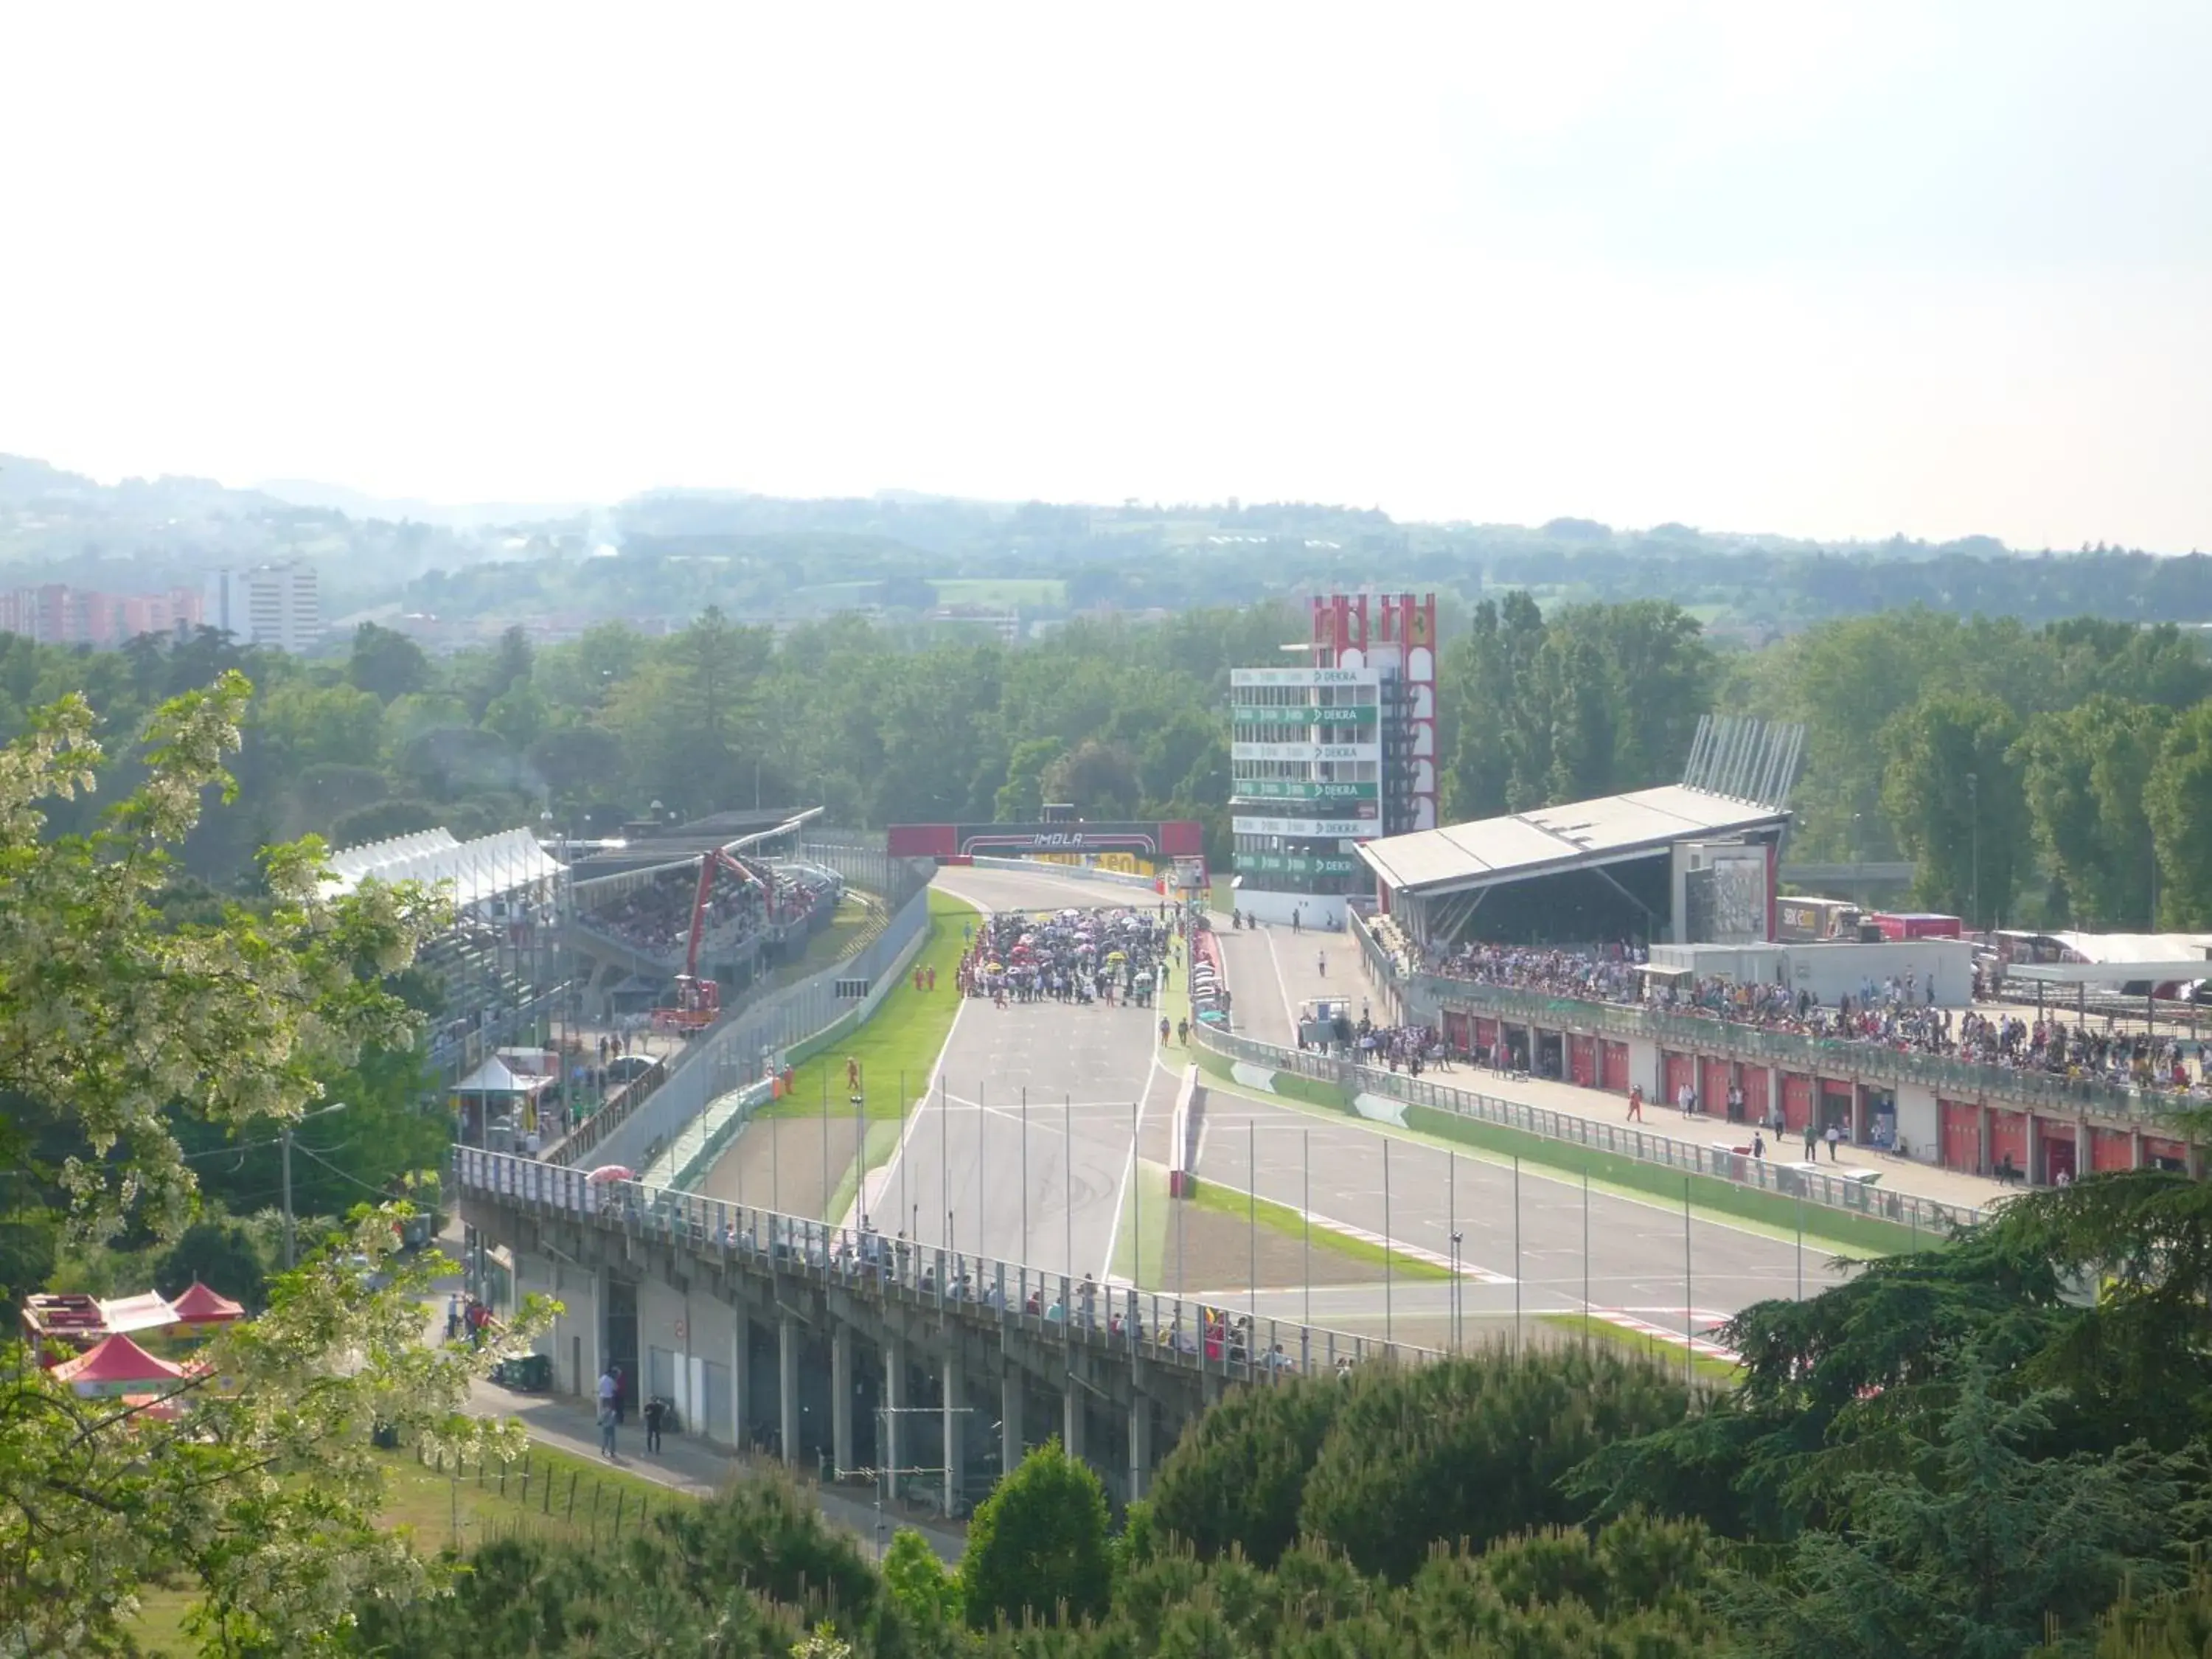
[564,827,844,1023]
[1358,717,1804,950]
[323,827,571,1084]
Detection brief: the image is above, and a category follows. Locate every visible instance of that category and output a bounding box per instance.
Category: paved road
[1192,1088,1841,1342]
[856,866,1182,1281]
[1198,911,1851,1342]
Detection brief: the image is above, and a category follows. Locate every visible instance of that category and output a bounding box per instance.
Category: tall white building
[204,562,320,654]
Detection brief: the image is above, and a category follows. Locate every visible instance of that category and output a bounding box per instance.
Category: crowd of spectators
[584,858,834,961]
[1376,917,2209,1099]
[959,905,1177,1007]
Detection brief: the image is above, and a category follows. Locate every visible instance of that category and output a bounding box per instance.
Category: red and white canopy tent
[168,1280,246,1335]
[50,1334,189,1399]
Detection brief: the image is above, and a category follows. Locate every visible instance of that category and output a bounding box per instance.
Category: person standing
[445,1291,463,1342]
[1825,1122,1843,1162]
[597,1367,619,1458]
[642,1394,666,1455]
[1626,1084,1644,1122]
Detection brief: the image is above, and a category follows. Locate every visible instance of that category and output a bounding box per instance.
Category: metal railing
[1401,973,2197,1124]
[454,1145,1431,1384]
[1190,1019,1989,1237]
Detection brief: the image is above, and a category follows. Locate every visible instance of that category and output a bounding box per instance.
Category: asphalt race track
[855,866,1183,1282]
[1194,917,1854,1344]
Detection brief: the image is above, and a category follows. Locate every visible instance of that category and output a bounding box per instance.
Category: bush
[960,1440,1112,1630]
[1298,1345,1693,1584]
[1147,1371,1346,1568]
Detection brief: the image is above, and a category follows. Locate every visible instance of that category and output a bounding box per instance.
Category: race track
[856,866,1182,1281]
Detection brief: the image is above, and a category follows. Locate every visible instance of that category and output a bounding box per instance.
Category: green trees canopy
[959,1439,1113,1630]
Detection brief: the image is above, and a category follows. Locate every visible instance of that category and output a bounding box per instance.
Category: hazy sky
[5,3,2208,548]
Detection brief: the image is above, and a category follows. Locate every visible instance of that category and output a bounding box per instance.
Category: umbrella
[586,1164,636,1183]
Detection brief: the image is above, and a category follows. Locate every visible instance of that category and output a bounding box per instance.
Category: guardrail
[455,1145,1434,1384]
[1189,1019,1988,1237]
[1168,1063,1200,1197]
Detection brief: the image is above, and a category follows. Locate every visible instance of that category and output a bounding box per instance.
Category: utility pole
[282,1101,349,1270]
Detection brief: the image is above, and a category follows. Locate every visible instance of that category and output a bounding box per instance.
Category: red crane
[653,849,773,1034]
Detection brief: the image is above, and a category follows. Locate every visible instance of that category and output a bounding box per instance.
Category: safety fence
[549,886,933,1174]
[455,1145,1437,1385]
[1189,1020,1989,1237]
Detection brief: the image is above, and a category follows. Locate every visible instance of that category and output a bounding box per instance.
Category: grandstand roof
[1357,785,1790,898]
[324,827,563,905]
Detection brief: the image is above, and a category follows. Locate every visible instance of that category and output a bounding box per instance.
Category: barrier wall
[456,1144,1436,1382]
[575,887,933,1176]
[964,855,1161,892]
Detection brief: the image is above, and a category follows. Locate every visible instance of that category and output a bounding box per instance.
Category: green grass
[1113,1158,1175,1287]
[1187,1179,1454,1281]
[1539,1312,1742,1386]
[1398,1102,1924,1258]
[762,888,978,1123]
[130,1441,689,1653]
[777,892,878,979]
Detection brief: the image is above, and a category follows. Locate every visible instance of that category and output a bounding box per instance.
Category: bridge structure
[453,1145,1427,1516]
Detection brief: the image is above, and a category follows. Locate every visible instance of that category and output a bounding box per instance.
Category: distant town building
[0,582,204,647]
[204,562,320,654]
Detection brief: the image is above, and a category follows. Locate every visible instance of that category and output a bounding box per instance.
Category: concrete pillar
[778,1315,800,1467]
[1129,1393,1153,1502]
[1062,1382,1085,1461]
[943,1354,967,1518]
[831,1323,855,1481]
[730,1312,750,1447]
[883,1340,906,1499]
[1001,1364,1024,1473]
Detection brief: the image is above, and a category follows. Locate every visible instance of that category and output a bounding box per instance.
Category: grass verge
[1537,1312,1743,1386]
[131,1441,689,1654]
[1398,1102,1923,1258]
[762,888,978,1123]
[1113,1158,1175,1287]
[1187,1180,1454,1281]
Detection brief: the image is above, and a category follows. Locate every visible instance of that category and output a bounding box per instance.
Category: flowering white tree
[0,675,552,1655]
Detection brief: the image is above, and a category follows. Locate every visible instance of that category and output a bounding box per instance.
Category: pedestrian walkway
[423,1262,963,1562]
[1209,911,2015,1216]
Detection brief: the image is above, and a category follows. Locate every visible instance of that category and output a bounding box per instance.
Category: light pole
[282,1101,349,1270]
[1966,772,1980,930]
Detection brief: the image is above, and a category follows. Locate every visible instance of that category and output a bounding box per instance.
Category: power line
[290,1141,402,1200]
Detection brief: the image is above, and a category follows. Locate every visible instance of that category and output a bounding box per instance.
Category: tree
[1879,692,2028,926]
[2011,698,2166,927]
[1043,738,1142,819]
[1717,1368,2201,1659]
[1147,1373,1345,1567]
[0,674,541,1653]
[994,737,1064,821]
[880,1526,961,1632]
[2145,700,2212,928]
[960,1439,1113,1629]
[1298,1346,1691,1585]
[344,621,430,702]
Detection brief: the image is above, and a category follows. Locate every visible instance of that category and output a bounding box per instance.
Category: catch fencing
[1190,1018,1988,1238]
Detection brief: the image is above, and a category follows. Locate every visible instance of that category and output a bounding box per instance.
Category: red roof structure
[52,1334,187,1395]
[167,1281,246,1326]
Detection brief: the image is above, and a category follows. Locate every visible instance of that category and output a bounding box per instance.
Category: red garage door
[1568,1034,1597,1088]
[1474,1017,1498,1054]
[2042,1121,2078,1185]
[1663,1052,1697,1109]
[1988,1108,2029,1175]
[1701,1057,1736,1119]
[2090,1126,2134,1173]
[1781,1074,1815,1133]
[2144,1136,2191,1170]
[1442,1011,1472,1054]
[1600,1040,1630,1092]
[1939,1099,1980,1173]
[1739,1065,1770,1125]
